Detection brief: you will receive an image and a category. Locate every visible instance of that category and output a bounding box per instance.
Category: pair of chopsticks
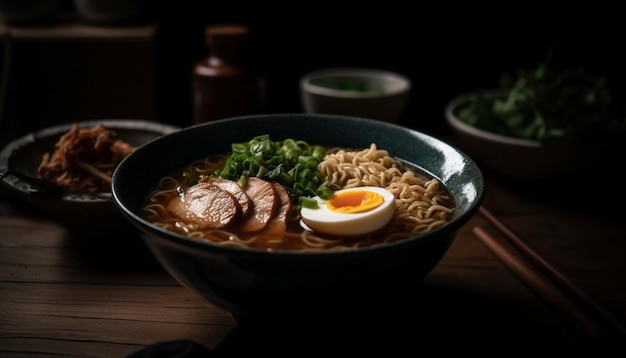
[474,206,626,353]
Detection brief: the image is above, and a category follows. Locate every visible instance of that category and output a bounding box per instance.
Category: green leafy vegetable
[455,55,625,143]
[215,134,341,210]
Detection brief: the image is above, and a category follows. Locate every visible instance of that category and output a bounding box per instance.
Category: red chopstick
[476,205,626,348]
[473,226,605,337]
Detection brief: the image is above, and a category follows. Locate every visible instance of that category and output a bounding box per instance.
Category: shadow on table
[130,282,621,357]
[65,228,165,273]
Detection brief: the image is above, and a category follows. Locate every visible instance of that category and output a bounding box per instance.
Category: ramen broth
[141,145,455,252]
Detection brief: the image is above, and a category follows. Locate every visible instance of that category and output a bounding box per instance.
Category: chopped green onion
[215,134,341,210]
[299,196,319,209]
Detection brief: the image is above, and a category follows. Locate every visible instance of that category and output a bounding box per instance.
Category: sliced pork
[167,184,240,229]
[199,176,252,218]
[261,182,292,236]
[239,177,278,232]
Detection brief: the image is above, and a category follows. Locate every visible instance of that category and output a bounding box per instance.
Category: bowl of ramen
[111,113,484,322]
[0,119,180,237]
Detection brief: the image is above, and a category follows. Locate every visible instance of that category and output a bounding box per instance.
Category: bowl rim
[444,89,542,148]
[112,113,485,258]
[300,67,412,99]
[0,118,181,203]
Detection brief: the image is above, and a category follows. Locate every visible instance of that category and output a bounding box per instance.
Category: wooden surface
[1,149,626,357]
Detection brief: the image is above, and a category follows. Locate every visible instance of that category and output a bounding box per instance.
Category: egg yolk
[326,190,384,213]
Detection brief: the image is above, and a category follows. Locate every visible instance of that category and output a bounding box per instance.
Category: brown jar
[192,24,265,124]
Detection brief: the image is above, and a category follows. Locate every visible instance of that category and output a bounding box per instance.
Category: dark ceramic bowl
[111,113,484,322]
[0,119,180,237]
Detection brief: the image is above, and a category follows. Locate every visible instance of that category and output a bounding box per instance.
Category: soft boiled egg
[300,186,396,236]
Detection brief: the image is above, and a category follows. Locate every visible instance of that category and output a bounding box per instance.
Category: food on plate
[141,134,455,251]
[37,123,136,194]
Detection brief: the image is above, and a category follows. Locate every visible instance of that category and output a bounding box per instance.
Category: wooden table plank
[1,172,625,357]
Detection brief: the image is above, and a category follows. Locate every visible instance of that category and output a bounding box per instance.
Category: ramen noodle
[142,143,455,251]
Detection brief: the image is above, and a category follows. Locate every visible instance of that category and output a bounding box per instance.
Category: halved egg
[300,186,396,236]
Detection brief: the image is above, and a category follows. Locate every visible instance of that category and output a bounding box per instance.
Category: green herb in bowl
[455,62,625,143]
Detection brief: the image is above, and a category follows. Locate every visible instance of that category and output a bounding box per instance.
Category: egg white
[300,186,396,236]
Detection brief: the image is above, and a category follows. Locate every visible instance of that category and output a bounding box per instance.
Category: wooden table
[1,144,626,357]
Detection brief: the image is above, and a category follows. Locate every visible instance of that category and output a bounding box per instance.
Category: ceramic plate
[0,119,180,236]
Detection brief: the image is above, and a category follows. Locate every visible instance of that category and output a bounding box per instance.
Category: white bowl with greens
[445,64,626,181]
[300,67,411,123]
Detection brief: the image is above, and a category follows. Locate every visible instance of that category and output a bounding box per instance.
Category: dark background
[151,2,626,132]
[1,1,625,144]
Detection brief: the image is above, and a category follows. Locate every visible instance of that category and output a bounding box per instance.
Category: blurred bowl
[0,119,180,237]
[300,67,411,123]
[444,90,622,181]
[111,113,484,323]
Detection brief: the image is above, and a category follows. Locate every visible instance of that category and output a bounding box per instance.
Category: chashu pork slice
[198,176,252,218]
[167,183,241,229]
[261,182,293,236]
[239,177,279,232]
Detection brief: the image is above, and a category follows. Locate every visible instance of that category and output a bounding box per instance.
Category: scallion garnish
[215,134,341,210]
